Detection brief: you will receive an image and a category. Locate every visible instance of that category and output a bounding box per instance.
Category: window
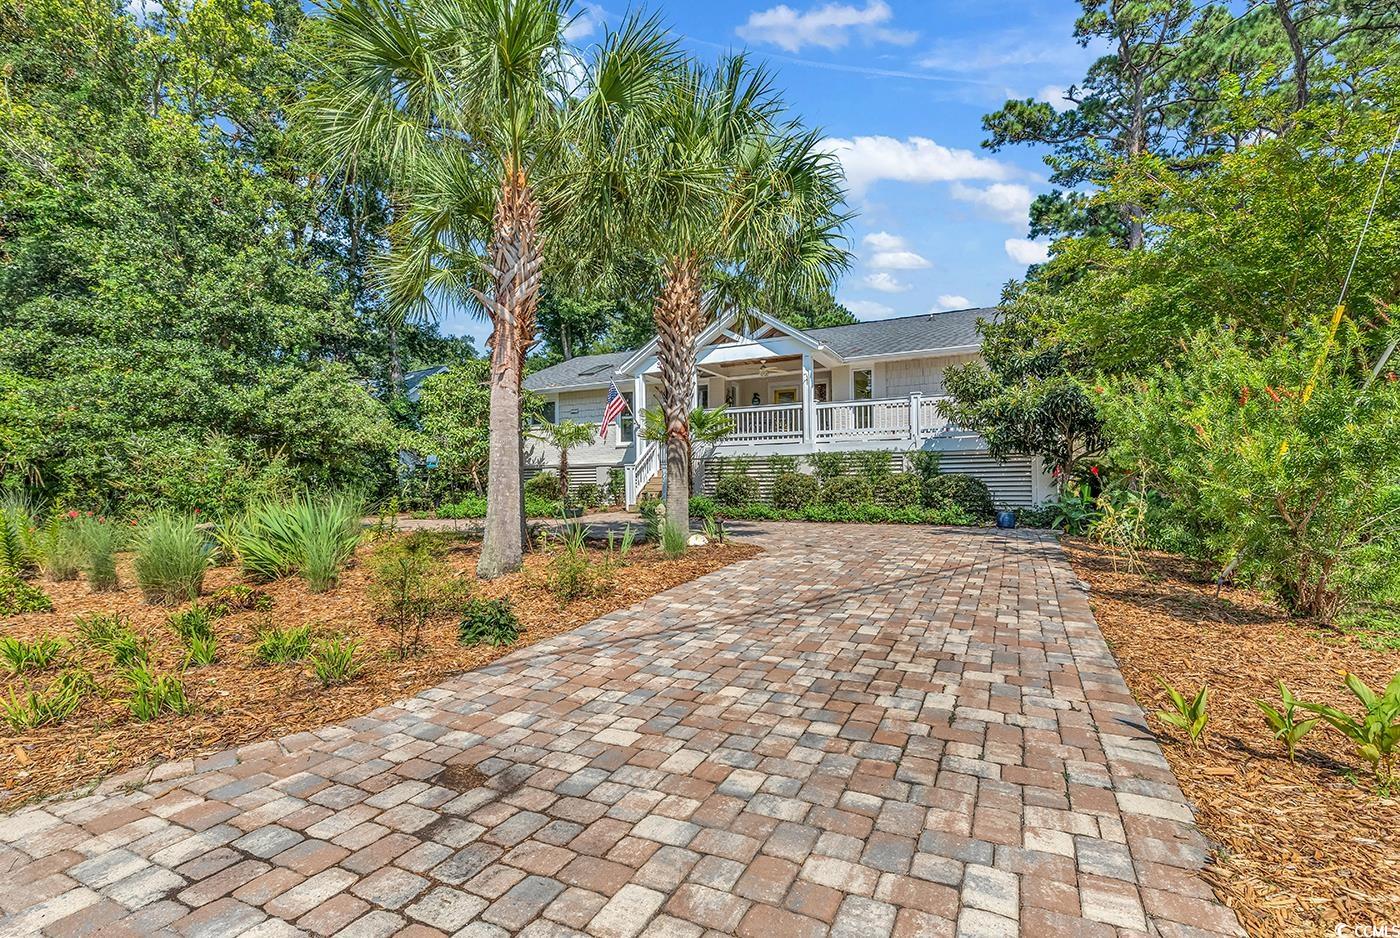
[619,391,635,444]
[697,385,709,408]
[537,400,556,425]
[853,369,873,400]
[815,382,828,403]
[772,387,798,405]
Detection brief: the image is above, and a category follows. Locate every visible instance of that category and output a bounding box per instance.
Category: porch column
[632,374,646,442]
[801,353,815,449]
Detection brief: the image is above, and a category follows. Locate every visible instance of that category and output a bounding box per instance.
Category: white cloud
[563,3,607,42]
[950,181,1035,225]
[737,1,915,54]
[862,231,930,270]
[862,272,910,293]
[917,31,1095,75]
[1005,238,1051,265]
[844,299,898,320]
[1036,84,1074,112]
[821,135,1010,197]
[933,294,972,311]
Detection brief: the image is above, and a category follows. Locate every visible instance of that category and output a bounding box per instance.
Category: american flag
[599,381,629,439]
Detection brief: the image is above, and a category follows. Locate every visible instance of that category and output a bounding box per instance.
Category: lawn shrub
[574,483,602,509]
[133,511,213,604]
[607,469,625,506]
[255,624,312,664]
[872,472,921,508]
[714,474,758,507]
[525,472,563,502]
[808,451,849,483]
[770,471,818,510]
[311,636,360,686]
[436,494,563,519]
[545,524,606,602]
[716,503,973,525]
[853,450,893,480]
[821,475,872,507]
[70,514,125,591]
[0,501,35,574]
[221,494,363,592]
[0,573,53,615]
[369,535,468,657]
[689,495,717,520]
[126,665,191,721]
[922,474,995,520]
[0,635,65,673]
[458,597,520,647]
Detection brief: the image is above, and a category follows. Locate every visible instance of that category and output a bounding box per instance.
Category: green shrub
[185,633,217,668]
[255,624,312,664]
[458,598,520,647]
[126,665,192,721]
[714,502,974,525]
[74,612,132,650]
[70,514,125,591]
[167,606,215,644]
[808,452,849,483]
[206,584,272,615]
[606,468,625,506]
[770,471,819,510]
[660,519,688,558]
[0,573,53,615]
[2,670,91,731]
[639,497,661,541]
[689,495,717,520]
[220,494,363,592]
[872,472,921,508]
[822,475,872,507]
[30,513,82,581]
[547,545,603,602]
[922,474,995,520]
[369,536,468,657]
[311,636,361,687]
[1015,504,1059,528]
[0,635,65,674]
[574,483,602,509]
[767,455,799,474]
[133,511,213,605]
[525,472,563,502]
[0,501,35,575]
[853,451,893,480]
[714,474,759,507]
[436,494,563,519]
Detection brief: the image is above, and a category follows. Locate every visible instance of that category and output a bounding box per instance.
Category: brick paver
[0,523,1243,937]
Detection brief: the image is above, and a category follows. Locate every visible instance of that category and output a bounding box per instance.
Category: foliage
[205,584,272,616]
[702,516,724,544]
[2,670,90,731]
[0,573,53,616]
[167,606,216,645]
[220,494,363,592]
[185,633,218,669]
[1045,485,1098,536]
[770,471,819,511]
[407,361,494,499]
[1299,671,1400,780]
[715,502,974,526]
[607,469,625,506]
[641,406,737,490]
[872,472,921,509]
[573,484,602,509]
[0,635,65,674]
[125,665,192,722]
[821,476,873,508]
[311,636,361,687]
[1255,681,1319,761]
[545,532,606,603]
[29,513,82,581]
[0,503,35,574]
[714,475,759,508]
[533,421,597,506]
[368,535,467,657]
[75,613,135,654]
[132,512,213,605]
[807,452,849,483]
[458,598,520,648]
[1154,678,1209,745]
[853,451,893,480]
[660,520,689,559]
[70,515,125,591]
[526,473,563,503]
[638,498,662,542]
[921,474,995,521]
[255,625,313,665]
[436,494,563,520]
[1100,328,1400,619]
[688,496,717,521]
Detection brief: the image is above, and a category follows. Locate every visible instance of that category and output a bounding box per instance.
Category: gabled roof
[522,307,993,392]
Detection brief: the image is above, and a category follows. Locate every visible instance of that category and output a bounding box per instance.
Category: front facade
[522,308,1055,508]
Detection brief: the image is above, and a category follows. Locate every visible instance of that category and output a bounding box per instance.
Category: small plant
[2,670,90,731]
[1046,484,1098,536]
[1255,681,1319,761]
[74,612,132,650]
[167,606,216,644]
[1299,671,1400,781]
[125,665,192,721]
[255,624,312,664]
[659,519,688,559]
[0,501,35,574]
[132,511,213,605]
[0,635,66,674]
[184,633,217,668]
[1154,677,1209,745]
[618,524,636,559]
[205,584,272,616]
[310,636,361,687]
[0,573,53,615]
[368,536,467,658]
[546,544,602,603]
[702,516,724,544]
[458,598,520,647]
[638,497,662,542]
[219,494,363,592]
[70,514,125,591]
[30,513,82,581]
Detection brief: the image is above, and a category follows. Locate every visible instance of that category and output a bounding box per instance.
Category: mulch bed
[0,532,760,810]
[1063,538,1400,936]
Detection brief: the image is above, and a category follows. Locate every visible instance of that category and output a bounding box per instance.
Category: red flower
[67,510,78,519]
[193,508,201,514]
[1265,385,1281,403]
[1387,371,1397,383]
[1090,465,1100,477]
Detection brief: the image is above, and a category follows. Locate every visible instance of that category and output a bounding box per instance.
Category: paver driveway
[0,523,1243,938]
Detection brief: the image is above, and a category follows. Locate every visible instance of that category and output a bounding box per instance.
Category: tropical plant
[0,636,66,674]
[126,665,192,721]
[205,584,272,616]
[311,636,361,687]
[660,519,688,559]
[0,574,53,616]
[255,625,313,665]
[70,514,125,591]
[2,670,91,731]
[1255,681,1319,761]
[641,405,736,490]
[0,502,36,575]
[220,494,363,592]
[132,511,213,605]
[185,634,218,668]
[1046,485,1098,536]
[167,606,216,645]
[29,513,82,581]
[533,421,597,506]
[458,597,520,647]
[1299,672,1400,780]
[1154,678,1209,745]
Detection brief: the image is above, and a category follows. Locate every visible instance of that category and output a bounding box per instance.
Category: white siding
[529,388,632,470]
[879,353,979,398]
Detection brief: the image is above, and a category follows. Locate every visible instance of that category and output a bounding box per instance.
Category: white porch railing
[624,439,662,508]
[725,403,804,443]
[816,398,911,442]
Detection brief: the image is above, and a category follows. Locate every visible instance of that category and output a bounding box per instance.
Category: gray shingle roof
[522,308,993,391]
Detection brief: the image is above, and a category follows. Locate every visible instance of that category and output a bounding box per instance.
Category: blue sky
[441,0,1098,345]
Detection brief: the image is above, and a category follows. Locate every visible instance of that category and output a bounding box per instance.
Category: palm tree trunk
[474,168,543,579]
[654,254,705,528]
[558,446,570,506]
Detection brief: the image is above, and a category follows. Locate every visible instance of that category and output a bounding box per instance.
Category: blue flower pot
[996,510,1017,529]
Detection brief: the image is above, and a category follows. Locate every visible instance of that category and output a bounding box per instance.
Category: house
[522,307,1056,508]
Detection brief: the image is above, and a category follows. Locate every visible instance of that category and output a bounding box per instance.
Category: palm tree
[532,419,596,505]
[641,405,735,490]
[299,0,674,577]
[580,57,852,526]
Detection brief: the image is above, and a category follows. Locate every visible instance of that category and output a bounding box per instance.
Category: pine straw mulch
[1062,538,1400,937]
[0,533,761,811]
